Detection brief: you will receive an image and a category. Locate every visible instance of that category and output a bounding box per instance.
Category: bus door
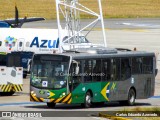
[17,38,24,51]
[69,60,81,92]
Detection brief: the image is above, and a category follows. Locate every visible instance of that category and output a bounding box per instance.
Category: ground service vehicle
[7,52,34,78]
[30,48,157,108]
[0,53,23,96]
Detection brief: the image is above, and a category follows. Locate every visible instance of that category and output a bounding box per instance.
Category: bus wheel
[119,101,126,106]
[81,91,92,108]
[93,102,104,106]
[127,88,136,106]
[23,74,27,78]
[6,92,15,96]
[47,103,56,108]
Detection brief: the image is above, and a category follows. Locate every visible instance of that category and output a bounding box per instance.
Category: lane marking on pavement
[0,102,45,106]
[92,117,109,120]
[0,96,159,107]
[121,22,160,28]
[122,28,148,32]
[150,96,160,98]
[85,28,148,32]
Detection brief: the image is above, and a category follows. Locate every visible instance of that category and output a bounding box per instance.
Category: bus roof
[34,47,155,60]
[63,51,155,60]
[61,47,154,59]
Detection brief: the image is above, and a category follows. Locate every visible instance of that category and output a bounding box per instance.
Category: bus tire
[23,74,27,78]
[119,100,127,105]
[6,92,15,96]
[81,91,92,108]
[127,88,136,106]
[92,102,104,106]
[47,103,56,108]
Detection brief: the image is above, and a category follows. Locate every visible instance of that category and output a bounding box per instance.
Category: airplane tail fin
[15,5,19,27]
[4,6,45,28]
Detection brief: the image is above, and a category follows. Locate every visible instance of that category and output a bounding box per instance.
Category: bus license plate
[43,99,50,102]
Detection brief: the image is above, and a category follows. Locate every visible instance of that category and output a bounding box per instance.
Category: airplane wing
[0,6,45,28]
[0,17,45,28]
[3,17,45,24]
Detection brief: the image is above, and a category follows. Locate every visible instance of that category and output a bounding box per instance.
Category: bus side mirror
[27,59,32,72]
[72,60,79,75]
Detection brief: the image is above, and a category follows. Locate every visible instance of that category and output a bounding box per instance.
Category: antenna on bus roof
[55,0,107,51]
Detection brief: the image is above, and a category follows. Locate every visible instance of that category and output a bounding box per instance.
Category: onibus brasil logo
[4,36,17,50]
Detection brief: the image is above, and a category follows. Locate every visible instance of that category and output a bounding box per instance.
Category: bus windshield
[31,55,70,90]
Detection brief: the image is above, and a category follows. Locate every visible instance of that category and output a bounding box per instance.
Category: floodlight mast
[56,0,107,51]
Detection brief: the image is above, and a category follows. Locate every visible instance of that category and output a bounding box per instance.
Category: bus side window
[132,57,142,74]
[84,60,92,82]
[112,59,120,81]
[93,60,101,81]
[102,59,111,81]
[142,57,153,74]
[121,58,131,80]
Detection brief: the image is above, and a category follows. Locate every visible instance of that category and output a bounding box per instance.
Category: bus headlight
[31,91,34,94]
[62,92,66,96]
[31,91,36,97]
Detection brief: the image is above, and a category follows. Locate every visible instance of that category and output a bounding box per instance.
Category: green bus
[30,48,157,108]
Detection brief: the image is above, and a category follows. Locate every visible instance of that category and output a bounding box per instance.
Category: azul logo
[4,36,17,50]
[30,37,59,48]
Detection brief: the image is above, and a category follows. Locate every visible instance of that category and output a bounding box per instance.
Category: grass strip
[0,0,160,19]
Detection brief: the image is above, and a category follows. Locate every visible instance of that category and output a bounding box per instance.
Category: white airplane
[0,28,95,54]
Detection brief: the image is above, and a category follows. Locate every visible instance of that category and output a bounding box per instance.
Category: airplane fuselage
[0,28,60,53]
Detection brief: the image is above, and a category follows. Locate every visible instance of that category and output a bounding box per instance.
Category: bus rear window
[142,57,153,74]
[132,58,142,74]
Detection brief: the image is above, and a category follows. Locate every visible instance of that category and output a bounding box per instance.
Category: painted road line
[0,96,159,107]
[122,29,148,32]
[0,102,45,106]
[121,22,160,28]
[85,28,149,32]
[150,96,160,98]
